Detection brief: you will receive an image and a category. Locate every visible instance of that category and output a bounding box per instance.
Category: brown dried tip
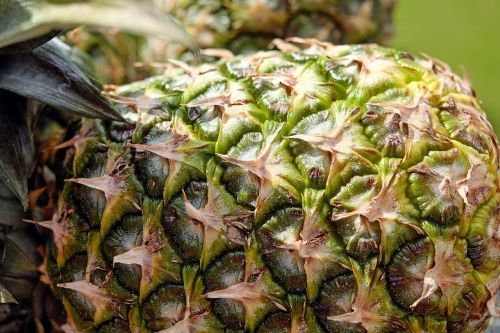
[24,206,75,258]
[65,175,127,202]
[410,237,472,314]
[203,272,275,320]
[58,279,135,325]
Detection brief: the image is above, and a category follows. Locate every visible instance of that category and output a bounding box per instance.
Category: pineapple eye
[204,252,246,329]
[386,238,441,314]
[133,123,171,198]
[257,312,292,333]
[72,147,108,228]
[407,149,470,225]
[161,183,206,263]
[59,254,94,323]
[141,284,187,331]
[314,274,365,333]
[258,207,308,293]
[101,215,143,292]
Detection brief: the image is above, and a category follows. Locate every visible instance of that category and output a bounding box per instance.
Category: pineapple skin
[67,0,395,84]
[42,41,499,332]
[164,0,395,50]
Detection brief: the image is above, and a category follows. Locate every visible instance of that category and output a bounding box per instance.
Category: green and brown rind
[42,41,499,332]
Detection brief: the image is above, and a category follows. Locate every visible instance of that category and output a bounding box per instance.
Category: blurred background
[393,0,500,136]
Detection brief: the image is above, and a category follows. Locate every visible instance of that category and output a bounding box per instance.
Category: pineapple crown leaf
[0,39,124,121]
[0,281,17,304]
[0,0,198,54]
[0,91,35,210]
[0,181,26,227]
[0,37,124,208]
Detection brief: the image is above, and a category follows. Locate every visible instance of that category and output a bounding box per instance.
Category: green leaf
[0,282,17,304]
[0,92,35,210]
[48,37,101,87]
[2,229,41,279]
[0,30,60,55]
[0,0,197,51]
[0,181,25,227]
[0,39,123,121]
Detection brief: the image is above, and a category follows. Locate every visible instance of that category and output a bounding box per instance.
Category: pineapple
[163,0,395,50]
[67,0,395,83]
[36,40,500,332]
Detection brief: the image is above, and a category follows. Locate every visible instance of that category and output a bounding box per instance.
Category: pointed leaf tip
[0,39,124,122]
[0,282,17,304]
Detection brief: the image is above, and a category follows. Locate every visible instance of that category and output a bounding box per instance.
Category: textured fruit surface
[67,0,395,83]
[167,0,395,51]
[41,40,499,332]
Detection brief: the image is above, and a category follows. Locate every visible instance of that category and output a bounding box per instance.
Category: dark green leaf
[2,229,41,280]
[0,0,196,51]
[0,277,36,304]
[0,282,17,304]
[51,38,101,87]
[0,92,35,210]
[0,30,61,55]
[0,39,124,121]
[0,181,24,227]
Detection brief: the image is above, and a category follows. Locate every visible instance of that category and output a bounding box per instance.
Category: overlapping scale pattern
[68,0,395,84]
[167,0,395,51]
[41,41,499,332]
